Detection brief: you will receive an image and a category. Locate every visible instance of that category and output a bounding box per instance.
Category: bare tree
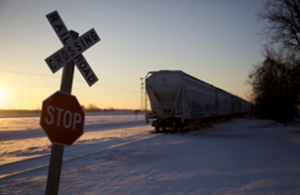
[258,0,300,51]
[250,0,300,122]
[86,103,101,112]
[247,47,300,122]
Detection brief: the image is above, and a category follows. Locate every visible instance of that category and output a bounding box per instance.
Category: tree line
[248,0,300,124]
[81,104,139,113]
[0,104,139,117]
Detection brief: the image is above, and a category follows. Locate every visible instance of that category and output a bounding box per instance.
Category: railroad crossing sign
[40,91,85,146]
[42,10,101,195]
[45,10,100,86]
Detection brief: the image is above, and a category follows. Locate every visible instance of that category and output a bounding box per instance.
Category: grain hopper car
[145,70,252,131]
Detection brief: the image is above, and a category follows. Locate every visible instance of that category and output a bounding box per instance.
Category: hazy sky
[0,0,266,110]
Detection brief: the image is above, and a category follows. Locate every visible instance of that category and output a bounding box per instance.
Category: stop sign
[40,91,85,146]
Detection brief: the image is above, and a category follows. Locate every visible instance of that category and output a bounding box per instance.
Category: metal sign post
[41,10,100,195]
[45,30,77,195]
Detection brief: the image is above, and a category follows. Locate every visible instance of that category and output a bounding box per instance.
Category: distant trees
[248,47,300,122]
[82,104,119,113]
[85,103,101,112]
[249,0,300,123]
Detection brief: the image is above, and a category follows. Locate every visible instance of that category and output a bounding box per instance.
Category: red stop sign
[40,91,85,146]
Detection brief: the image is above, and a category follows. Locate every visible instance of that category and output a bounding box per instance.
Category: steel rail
[0,134,161,180]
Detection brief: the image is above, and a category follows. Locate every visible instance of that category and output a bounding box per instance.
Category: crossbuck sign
[45,10,100,86]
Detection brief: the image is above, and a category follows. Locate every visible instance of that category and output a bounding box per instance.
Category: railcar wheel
[179,122,184,131]
[172,121,178,132]
[155,121,160,132]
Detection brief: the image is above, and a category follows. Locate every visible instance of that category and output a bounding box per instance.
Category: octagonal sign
[40,91,85,146]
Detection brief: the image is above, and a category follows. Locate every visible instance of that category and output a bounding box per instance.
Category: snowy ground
[1,114,300,194]
[0,113,147,164]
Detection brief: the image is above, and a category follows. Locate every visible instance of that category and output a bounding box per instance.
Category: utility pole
[140,77,144,111]
[282,76,286,127]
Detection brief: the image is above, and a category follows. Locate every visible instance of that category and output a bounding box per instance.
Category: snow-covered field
[1,114,300,194]
[0,113,147,164]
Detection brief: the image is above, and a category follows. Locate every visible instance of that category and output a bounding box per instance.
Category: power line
[0,57,42,67]
[0,58,141,98]
[0,83,55,88]
[0,68,59,78]
[92,82,139,93]
[0,57,132,84]
[0,79,139,94]
[0,81,139,99]
[0,67,139,93]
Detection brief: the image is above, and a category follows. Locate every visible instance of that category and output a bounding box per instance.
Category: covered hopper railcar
[145,70,252,131]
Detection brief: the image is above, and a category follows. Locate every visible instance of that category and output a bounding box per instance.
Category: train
[145,70,252,132]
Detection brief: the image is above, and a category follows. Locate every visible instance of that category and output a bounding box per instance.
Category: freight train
[145,70,252,132]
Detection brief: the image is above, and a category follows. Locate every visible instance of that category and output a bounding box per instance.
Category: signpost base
[45,144,64,195]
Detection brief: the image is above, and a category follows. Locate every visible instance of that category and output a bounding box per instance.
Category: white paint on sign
[73,55,99,86]
[45,45,76,73]
[45,28,99,72]
[73,28,100,54]
[46,11,72,46]
[45,105,82,130]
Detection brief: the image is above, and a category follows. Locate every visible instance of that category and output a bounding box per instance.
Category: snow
[0,113,146,164]
[1,114,300,194]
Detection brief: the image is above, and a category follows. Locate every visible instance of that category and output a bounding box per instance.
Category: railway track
[0,134,161,181]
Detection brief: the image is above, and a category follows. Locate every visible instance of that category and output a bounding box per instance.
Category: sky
[0,0,267,110]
